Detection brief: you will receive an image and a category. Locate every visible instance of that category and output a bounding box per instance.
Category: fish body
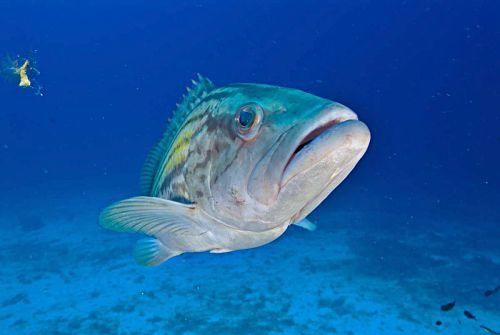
[16,60,31,87]
[464,310,476,320]
[440,301,456,311]
[481,325,500,334]
[484,285,500,297]
[100,75,370,265]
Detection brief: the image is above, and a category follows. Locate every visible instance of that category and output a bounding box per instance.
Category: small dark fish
[435,320,442,326]
[484,285,500,297]
[464,310,476,320]
[481,325,500,334]
[440,301,455,311]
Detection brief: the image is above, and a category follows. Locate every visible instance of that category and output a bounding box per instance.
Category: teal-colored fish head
[184,82,371,232]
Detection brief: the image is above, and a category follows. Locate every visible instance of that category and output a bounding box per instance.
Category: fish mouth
[283,118,345,174]
[280,106,370,188]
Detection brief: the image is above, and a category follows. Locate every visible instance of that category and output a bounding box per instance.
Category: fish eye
[238,109,255,129]
[235,103,263,140]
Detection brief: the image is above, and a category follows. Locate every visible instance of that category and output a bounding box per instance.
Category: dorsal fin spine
[140,75,215,196]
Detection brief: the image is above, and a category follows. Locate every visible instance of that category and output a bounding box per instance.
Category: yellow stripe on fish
[152,122,199,196]
[165,127,195,173]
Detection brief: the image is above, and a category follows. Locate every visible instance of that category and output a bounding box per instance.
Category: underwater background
[0,0,498,334]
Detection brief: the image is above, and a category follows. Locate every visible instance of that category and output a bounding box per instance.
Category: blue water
[0,1,498,334]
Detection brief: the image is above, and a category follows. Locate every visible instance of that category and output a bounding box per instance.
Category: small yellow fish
[15,60,31,87]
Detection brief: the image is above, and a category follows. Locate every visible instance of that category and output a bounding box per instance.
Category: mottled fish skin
[154,99,223,202]
[100,76,371,265]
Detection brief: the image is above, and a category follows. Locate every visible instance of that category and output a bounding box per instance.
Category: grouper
[99,75,370,266]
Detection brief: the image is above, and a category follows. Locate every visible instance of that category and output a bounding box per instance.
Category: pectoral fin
[99,196,208,265]
[294,217,317,231]
[99,196,200,236]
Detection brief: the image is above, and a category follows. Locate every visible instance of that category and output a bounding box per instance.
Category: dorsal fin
[140,74,215,195]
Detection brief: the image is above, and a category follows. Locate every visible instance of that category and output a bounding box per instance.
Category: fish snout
[317,103,370,159]
[340,119,371,152]
[321,103,359,123]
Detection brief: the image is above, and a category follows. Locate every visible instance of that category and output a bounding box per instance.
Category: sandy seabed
[0,188,498,335]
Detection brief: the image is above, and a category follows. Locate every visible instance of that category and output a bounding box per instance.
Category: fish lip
[282,117,346,175]
[280,110,369,188]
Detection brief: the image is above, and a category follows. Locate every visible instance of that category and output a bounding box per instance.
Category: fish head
[203,84,370,232]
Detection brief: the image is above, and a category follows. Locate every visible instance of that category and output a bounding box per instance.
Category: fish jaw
[271,105,370,223]
[247,103,356,205]
[281,119,370,188]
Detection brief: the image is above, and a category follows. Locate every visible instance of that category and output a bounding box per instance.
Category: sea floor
[0,185,499,334]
